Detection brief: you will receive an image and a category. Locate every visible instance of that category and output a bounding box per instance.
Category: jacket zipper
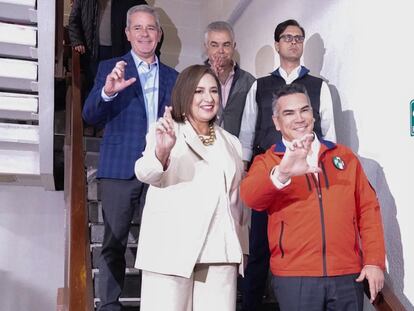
[279,221,285,258]
[310,173,327,276]
[353,217,360,254]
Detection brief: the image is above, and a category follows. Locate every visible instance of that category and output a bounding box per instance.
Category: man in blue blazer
[82,5,178,311]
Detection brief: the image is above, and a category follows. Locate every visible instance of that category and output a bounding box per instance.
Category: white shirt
[239,65,336,161]
[197,134,242,264]
[131,51,159,129]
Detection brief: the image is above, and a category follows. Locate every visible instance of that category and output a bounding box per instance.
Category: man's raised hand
[103,61,136,96]
[211,52,225,79]
[278,133,321,180]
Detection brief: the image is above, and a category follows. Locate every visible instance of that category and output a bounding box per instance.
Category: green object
[333,156,345,170]
[411,100,414,136]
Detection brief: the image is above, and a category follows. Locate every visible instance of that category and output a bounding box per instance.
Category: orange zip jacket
[240,140,385,277]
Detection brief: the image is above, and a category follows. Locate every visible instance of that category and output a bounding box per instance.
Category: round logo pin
[333,156,345,170]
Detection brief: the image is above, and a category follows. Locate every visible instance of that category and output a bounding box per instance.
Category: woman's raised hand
[155,106,176,166]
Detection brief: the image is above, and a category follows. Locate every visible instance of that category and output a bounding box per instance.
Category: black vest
[220,66,255,137]
[253,69,323,157]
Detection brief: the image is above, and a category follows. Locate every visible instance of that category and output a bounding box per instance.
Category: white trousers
[140,263,238,311]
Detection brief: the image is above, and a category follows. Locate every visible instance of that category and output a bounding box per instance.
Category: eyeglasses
[279,34,305,43]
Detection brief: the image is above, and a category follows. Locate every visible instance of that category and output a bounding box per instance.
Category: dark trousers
[242,210,270,311]
[272,274,364,311]
[98,178,148,311]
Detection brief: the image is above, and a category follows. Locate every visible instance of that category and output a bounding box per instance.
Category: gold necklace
[198,124,216,146]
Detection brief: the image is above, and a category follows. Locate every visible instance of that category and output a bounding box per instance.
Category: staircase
[0,0,56,189]
[83,134,281,311]
[84,136,142,310]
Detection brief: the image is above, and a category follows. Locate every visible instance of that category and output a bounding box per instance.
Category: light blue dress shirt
[101,51,160,130]
[131,51,159,129]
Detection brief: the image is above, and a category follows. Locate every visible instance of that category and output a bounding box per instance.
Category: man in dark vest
[240,19,336,311]
[204,21,255,141]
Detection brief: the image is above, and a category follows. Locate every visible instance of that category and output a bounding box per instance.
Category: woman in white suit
[135,64,249,311]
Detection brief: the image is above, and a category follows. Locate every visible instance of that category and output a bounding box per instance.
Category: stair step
[88,201,103,223]
[84,136,101,153]
[0,92,38,120]
[93,269,141,299]
[0,0,37,24]
[90,223,140,244]
[91,244,137,269]
[85,151,99,169]
[0,58,38,92]
[0,22,37,59]
[87,180,101,201]
[94,297,140,307]
[0,122,38,149]
[95,298,140,311]
[0,149,39,175]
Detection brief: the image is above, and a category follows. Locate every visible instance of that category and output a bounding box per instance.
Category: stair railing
[371,281,408,311]
[63,46,94,311]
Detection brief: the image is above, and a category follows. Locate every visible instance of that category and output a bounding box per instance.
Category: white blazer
[134,121,249,278]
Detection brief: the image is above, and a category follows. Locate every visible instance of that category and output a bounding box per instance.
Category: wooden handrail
[55,0,65,79]
[63,48,94,311]
[370,281,408,311]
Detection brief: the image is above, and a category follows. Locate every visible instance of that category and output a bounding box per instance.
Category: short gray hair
[126,5,161,30]
[204,21,235,44]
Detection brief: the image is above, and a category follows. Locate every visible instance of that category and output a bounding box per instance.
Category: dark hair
[171,65,221,123]
[272,83,310,115]
[274,19,305,42]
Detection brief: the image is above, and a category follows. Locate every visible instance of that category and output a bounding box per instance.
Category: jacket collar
[179,121,240,192]
[273,138,336,155]
[180,121,211,162]
[123,52,143,100]
[122,51,167,109]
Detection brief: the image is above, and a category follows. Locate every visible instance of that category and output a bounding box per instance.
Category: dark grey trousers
[98,178,148,311]
[272,274,364,311]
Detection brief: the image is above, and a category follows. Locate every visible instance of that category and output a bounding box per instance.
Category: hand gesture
[155,106,176,167]
[210,52,225,79]
[277,134,321,181]
[356,265,384,303]
[103,61,136,96]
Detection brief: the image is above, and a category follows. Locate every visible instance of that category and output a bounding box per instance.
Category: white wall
[151,0,243,70]
[151,0,203,71]
[234,0,414,308]
[0,186,65,311]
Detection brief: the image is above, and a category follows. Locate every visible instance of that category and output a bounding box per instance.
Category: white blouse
[196,134,242,264]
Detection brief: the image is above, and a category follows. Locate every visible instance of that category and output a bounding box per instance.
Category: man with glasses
[240,19,336,311]
[204,21,255,139]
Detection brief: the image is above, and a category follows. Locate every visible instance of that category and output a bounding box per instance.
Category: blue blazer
[82,52,178,179]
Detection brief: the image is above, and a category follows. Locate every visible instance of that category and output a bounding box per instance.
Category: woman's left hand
[155,106,176,167]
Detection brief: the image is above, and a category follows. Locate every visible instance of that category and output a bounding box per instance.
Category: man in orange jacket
[240,83,385,310]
